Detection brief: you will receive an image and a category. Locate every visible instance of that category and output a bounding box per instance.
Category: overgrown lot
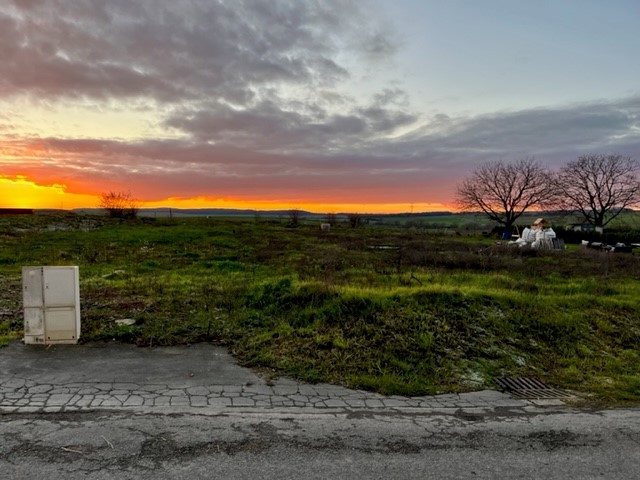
[1,214,639,405]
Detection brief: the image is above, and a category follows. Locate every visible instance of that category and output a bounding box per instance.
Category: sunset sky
[1,0,639,212]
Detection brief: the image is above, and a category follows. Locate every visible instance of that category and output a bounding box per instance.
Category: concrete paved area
[1,341,541,414]
[5,341,640,480]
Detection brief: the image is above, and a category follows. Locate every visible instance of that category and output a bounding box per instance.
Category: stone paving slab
[0,341,535,414]
[0,377,530,413]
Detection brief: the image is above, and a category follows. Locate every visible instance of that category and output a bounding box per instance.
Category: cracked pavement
[0,376,525,412]
[2,341,639,479]
[1,341,533,414]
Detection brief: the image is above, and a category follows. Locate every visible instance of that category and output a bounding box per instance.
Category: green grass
[0,321,16,348]
[1,213,639,405]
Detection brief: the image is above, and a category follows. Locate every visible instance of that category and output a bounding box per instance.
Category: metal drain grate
[495,377,574,399]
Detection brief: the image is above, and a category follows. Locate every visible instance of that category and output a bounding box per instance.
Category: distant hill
[73,208,455,219]
[73,207,324,218]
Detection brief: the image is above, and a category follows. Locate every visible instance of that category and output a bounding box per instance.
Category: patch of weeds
[139,260,162,271]
[0,322,20,348]
[615,375,640,401]
[97,323,140,342]
[1,216,640,404]
[349,373,437,396]
[248,278,293,310]
[216,260,245,272]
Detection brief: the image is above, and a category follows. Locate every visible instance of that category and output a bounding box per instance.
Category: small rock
[115,319,136,326]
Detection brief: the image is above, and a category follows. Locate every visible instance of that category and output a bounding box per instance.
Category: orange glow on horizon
[0,176,97,210]
[142,196,451,213]
[0,176,452,213]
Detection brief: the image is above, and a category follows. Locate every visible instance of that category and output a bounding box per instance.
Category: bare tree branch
[552,154,640,227]
[455,158,552,229]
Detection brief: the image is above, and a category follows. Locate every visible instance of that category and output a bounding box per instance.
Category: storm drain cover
[495,377,574,399]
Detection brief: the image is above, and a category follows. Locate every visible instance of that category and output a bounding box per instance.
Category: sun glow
[142,197,449,214]
[0,176,98,210]
[0,176,450,213]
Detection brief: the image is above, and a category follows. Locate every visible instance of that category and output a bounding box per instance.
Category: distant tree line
[456,154,640,229]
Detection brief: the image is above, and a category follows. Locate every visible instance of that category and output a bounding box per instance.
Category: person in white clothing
[518,227,536,244]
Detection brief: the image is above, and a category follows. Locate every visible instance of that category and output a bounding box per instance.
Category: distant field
[69,207,640,232]
[1,213,639,405]
[369,210,640,232]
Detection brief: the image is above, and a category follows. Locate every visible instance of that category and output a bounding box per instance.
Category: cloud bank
[1,0,639,209]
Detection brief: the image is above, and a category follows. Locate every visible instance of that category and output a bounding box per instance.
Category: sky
[1,0,639,213]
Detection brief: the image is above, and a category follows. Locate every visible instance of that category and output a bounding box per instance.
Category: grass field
[1,213,639,406]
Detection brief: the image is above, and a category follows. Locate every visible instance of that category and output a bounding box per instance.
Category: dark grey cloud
[0,0,389,103]
[1,0,413,156]
[164,98,419,152]
[439,103,637,155]
[379,96,640,169]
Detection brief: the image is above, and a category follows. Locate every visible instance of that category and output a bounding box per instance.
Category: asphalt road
[2,407,639,479]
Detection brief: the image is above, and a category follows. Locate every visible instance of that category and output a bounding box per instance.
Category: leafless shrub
[99,191,140,219]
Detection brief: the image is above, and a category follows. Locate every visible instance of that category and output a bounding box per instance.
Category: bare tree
[288,209,300,227]
[552,154,640,227]
[324,212,338,226]
[456,158,552,230]
[347,213,363,228]
[99,191,140,219]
